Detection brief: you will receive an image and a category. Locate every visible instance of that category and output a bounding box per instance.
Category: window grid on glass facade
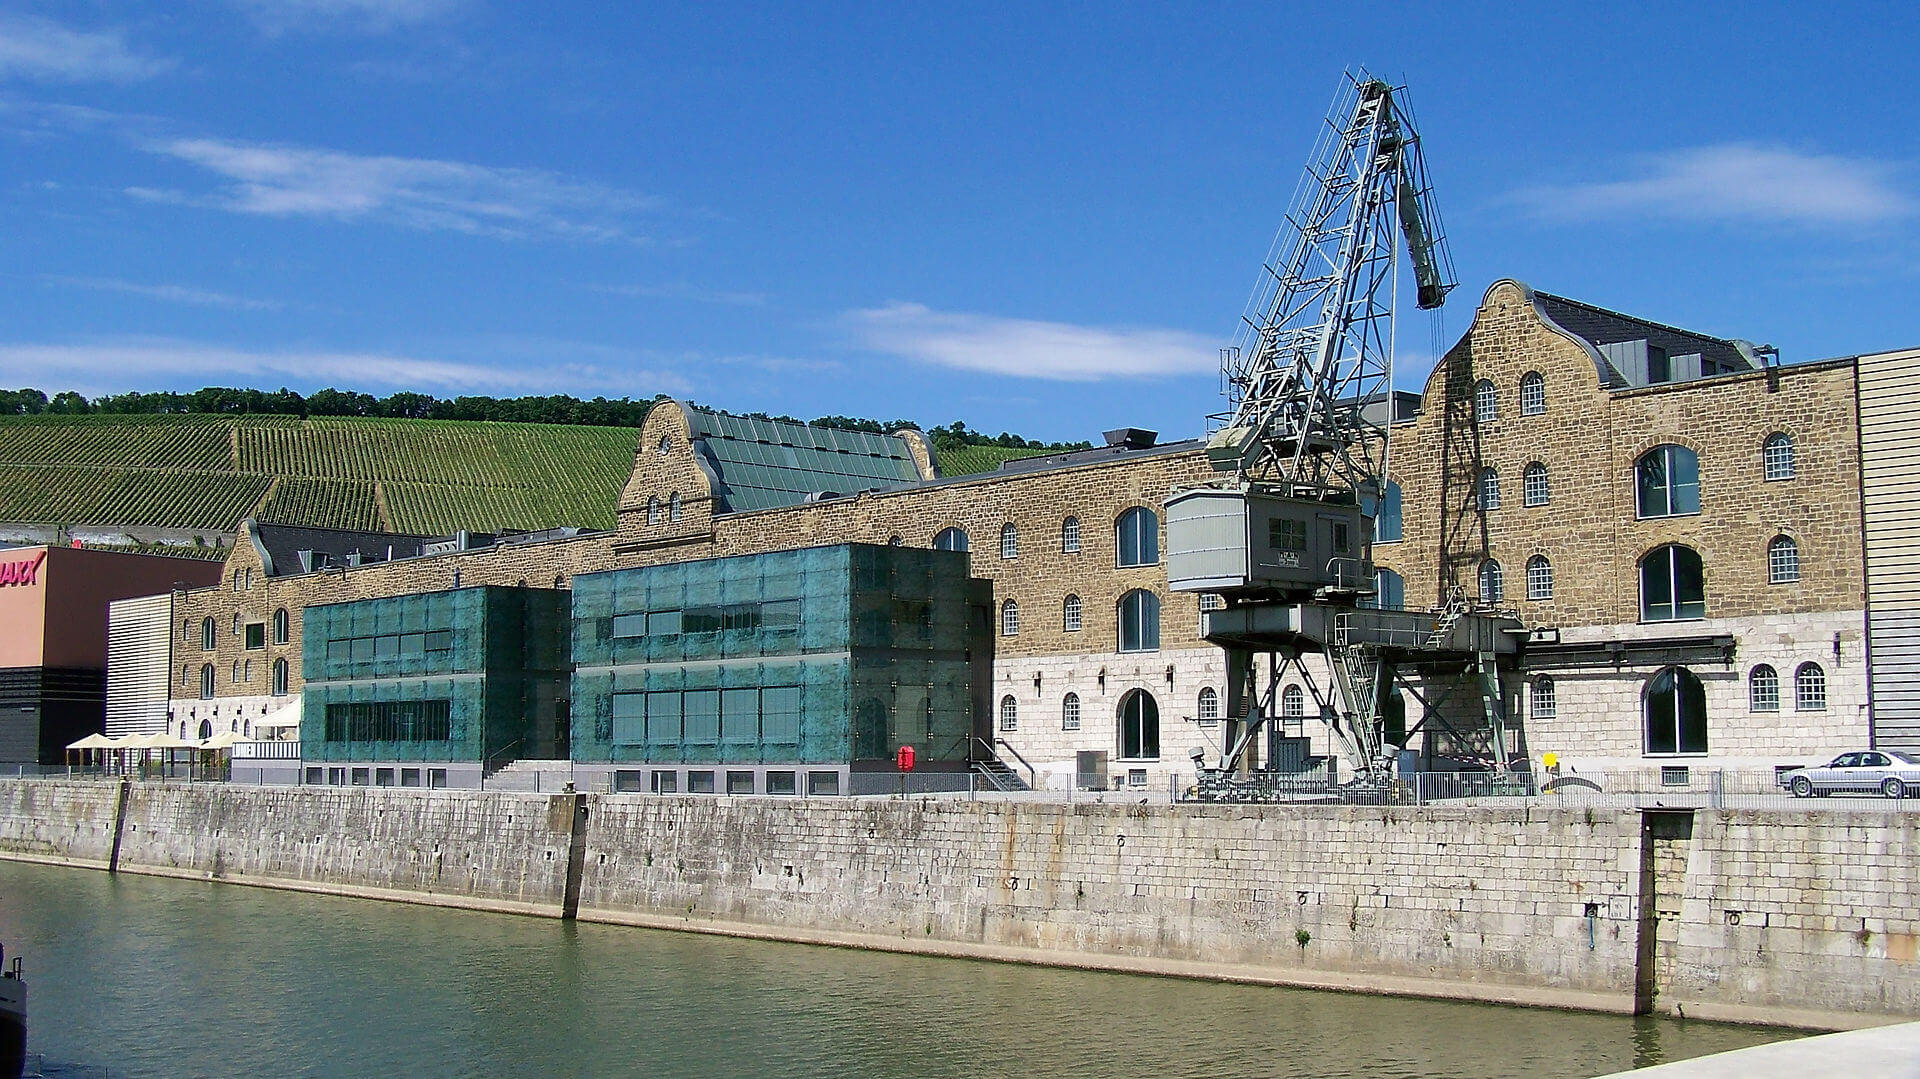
[1479,468,1501,510]
[1062,692,1080,730]
[1636,444,1701,518]
[1062,594,1082,632]
[1526,556,1553,601]
[324,700,453,743]
[1116,507,1159,567]
[1061,516,1081,553]
[1118,589,1160,653]
[1763,433,1795,481]
[1749,664,1779,712]
[1197,687,1220,723]
[1645,666,1708,755]
[1523,462,1550,506]
[1001,599,1020,636]
[1474,379,1498,424]
[1000,523,1019,560]
[1000,694,1018,731]
[1640,544,1706,621]
[1530,677,1556,718]
[1768,535,1800,583]
[1479,559,1504,604]
[1519,371,1546,416]
[1796,663,1827,712]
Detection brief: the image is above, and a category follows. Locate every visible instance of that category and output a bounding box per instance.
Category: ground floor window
[1119,689,1159,761]
[1645,667,1707,755]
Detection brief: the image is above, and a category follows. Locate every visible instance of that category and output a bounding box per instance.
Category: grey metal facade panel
[106,593,173,736]
[1860,347,1920,749]
[1534,292,1753,373]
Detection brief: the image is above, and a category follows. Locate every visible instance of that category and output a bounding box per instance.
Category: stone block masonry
[0,778,1914,1030]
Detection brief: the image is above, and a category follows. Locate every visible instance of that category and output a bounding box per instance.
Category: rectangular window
[766,771,797,795]
[1331,521,1351,554]
[244,623,266,650]
[374,634,400,660]
[682,607,723,634]
[1268,518,1307,551]
[726,770,756,795]
[327,767,345,785]
[612,692,647,745]
[650,770,678,794]
[611,613,648,638]
[328,640,349,666]
[760,686,802,745]
[350,637,375,663]
[647,609,683,636]
[721,688,760,744]
[424,629,453,652]
[305,767,324,785]
[761,599,801,629]
[324,699,452,742]
[807,771,840,796]
[401,768,422,788]
[682,690,720,743]
[686,770,716,794]
[428,768,447,789]
[399,633,425,656]
[375,768,395,787]
[645,691,681,745]
[351,767,370,786]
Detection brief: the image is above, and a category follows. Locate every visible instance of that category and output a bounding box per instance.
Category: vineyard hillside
[0,414,640,536]
[933,444,1055,476]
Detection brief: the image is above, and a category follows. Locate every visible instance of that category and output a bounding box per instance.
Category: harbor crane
[1164,71,1526,796]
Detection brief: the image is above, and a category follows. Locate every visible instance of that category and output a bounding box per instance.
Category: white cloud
[43,275,283,312]
[140,135,659,241]
[1514,143,1914,226]
[845,302,1218,381]
[0,338,691,399]
[0,14,172,82]
[231,0,466,33]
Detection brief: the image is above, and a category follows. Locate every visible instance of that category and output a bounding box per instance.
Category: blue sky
[1,2,1914,443]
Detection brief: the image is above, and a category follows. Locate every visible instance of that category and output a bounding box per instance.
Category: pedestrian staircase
[484,758,576,792]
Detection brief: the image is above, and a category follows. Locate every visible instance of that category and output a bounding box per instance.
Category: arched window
[272,608,289,645]
[201,617,216,651]
[1118,690,1159,760]
[1523,462,1550,507]
[1526,555,1554,601]
[999,523,1019,560]
[244,568,253,590]
[1474,379,1498,424]
[1479,559,1504,604]
[1000,599,1020,636]
[999,694,1018,731]
[1061,693,1081,731]
[887,535,903,546]
[1796,663,1827,712]
[1062,594,1083,632]
[242,659,251,682]
[1478,467,1501,510]
[232,569,242,591]
[1115,507,1159,567]
[1530,676,1557,718]
[933,527,969,552]
[646,497,662,526]
[199,664,215,700]
[1519,371,1546,416]
[198,719,212,740]
[657,435,672,457]
[1281,684,1305,719]
[1367,479,1403,543]
[1768,535,1800,584]
[1763,433,1795,481]
[1061,516,1082,553]
[232,613,242,636]
[668,492,682,523]
[1636,445,1701,518]
[231,661,241,684]
[1645,667,1708,755]
[1640,545,1706,621]
[272,657,289,697]
[1359,568,1405,611]
[1197,687,1220,723]
[181,664,190,687]
[1117,589,1160,653]
[1749,664,1779,712]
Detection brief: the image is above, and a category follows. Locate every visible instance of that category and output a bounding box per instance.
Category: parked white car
[1780,751,1920,799]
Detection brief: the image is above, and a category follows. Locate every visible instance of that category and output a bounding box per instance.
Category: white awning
[257,698,302,730]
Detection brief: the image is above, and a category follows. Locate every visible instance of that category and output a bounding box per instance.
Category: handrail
[994,738,1038,787]
[482,738,524,777]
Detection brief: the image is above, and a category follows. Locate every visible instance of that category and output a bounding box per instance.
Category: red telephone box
[895,744,916,772]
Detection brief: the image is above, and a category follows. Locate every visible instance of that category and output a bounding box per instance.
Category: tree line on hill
[0,385,1095,452]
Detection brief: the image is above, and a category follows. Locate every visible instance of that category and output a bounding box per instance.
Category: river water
[0,860,1796,1079]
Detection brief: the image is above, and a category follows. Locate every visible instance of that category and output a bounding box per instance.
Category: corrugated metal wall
[107,593,173,736]
[1860,348,1920,752]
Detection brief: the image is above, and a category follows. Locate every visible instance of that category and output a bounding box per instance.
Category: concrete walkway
[1591,1021,1920,1078]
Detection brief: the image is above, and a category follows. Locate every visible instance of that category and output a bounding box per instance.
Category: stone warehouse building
[125,280,1913,784]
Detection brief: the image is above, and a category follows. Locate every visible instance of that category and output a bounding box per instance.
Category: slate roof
[247,521,436,577]
[1533,290,1758,386]
[686,410,924,512]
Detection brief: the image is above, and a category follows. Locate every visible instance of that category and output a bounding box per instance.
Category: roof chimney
[1102,427,1158,450]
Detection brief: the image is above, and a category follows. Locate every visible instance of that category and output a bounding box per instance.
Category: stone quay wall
[0,778,1913,1030]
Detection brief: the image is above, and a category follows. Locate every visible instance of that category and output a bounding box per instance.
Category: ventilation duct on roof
[1103,428,1158,449]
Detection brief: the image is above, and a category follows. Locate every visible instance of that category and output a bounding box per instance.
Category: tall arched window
[1478,468,1501,510]
[1118,690,1159,760]
[1117,589,1160,653]
[1281,684,1305,719]
[1768,535,1800,584]
[1526,555,1554,601]
[1519,371,1546,416]
[1795,663,1827,712]
[1197,687,1220,723]
[1479,559,1504,604]
[1000,599,1020,636]
[199,664,215,700]
[1640,545,1705,621]
[999,694,1018,732]
[1523,462,1550,507]
[1749,664,1779,712]
[242,659,251,682]
[272,657,289,697]
[1062,594,1083,632]
[1061,516,1081,553]
[999,523,1019,560]
[232,569,242,591]
[1530,676,1557,718]
[1763,432,1795,481]
[1645,666,1707,755]
[201,617,216,651]
[1367,479,1403,543]
[232,613,242,636]
[1636,444,1701,518]
[1116,507,1159,567]
[273,607,289,645]
[1359,568,1405,611]
[1474,379,1498,424]
[668,492,682,523]
[646,497,662,525]
[933,527,969,552]
[230,660,241,684]
[1061,693,1081,731]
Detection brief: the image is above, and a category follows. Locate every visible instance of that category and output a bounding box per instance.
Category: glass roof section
[688,410,922,513]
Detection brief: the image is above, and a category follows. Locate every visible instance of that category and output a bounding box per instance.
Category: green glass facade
[301,586,571,764]
[571,544,981,770]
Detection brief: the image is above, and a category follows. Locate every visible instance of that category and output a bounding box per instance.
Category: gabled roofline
[1484,279,1626,388]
